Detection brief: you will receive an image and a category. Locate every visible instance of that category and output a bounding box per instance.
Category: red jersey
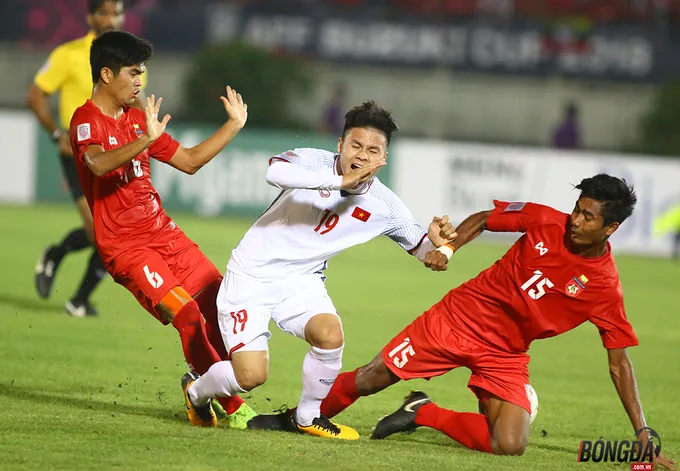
[442,200,639,353]
[70,100,180,265]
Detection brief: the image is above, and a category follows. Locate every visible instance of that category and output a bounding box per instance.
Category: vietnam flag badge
[352,206,371,222]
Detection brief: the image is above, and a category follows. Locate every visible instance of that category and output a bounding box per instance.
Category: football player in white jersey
[183,101,456,439]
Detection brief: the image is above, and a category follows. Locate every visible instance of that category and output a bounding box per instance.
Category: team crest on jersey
[565,274,589,297]
[319,189,330,198]
[505,202,526,212]
[77,123,91,142]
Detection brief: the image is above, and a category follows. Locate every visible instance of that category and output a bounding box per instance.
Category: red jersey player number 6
[69,30,256,430]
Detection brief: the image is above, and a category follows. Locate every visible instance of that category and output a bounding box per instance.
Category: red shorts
[381,303,532,414]
[107,229,221,324]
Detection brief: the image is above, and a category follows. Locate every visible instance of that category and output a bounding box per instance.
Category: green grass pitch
[0,203,677,470]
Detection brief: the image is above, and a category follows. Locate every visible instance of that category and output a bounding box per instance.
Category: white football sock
[188,361,246,406]
[295,345,344,426]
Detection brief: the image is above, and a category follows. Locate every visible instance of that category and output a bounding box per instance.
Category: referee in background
[27,0,145,317]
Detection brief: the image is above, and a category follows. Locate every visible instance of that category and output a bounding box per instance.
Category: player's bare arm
[82,94,168,176]
[397,215,457,272]
[26,84,73,157]
[608,348,676,470]
[450,210,492,254]
[167,86,247,175]
[265,158,385,191]
[422,210,490,270]
[84,138,152,176]
[422,215,457,271]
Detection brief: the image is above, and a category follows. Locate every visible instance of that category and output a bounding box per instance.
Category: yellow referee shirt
[34,31,147,129]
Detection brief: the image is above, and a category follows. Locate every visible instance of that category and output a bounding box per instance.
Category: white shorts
[216,269,339,356]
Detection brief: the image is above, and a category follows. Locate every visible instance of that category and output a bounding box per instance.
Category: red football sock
[172,300,221,375]
[320,370,361,418]
[216,395,245,415]
[193,279,228,360]
[415,403,492,453]
[189,284,246,415]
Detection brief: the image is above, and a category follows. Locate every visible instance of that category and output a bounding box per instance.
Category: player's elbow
[84,154,105,177]
[265,165,294,190]
[26,84,43,109]
[176,149,202,175]
[479,210,492,230]
[90,166,107,177]
[178,164,199,175]
[265,164,283,188]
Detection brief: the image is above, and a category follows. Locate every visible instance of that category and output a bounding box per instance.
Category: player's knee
[232,351,269,392]
[305,314,344,349]
[317,324,344,350]
[495,432,527,456]
[234,367,268,392]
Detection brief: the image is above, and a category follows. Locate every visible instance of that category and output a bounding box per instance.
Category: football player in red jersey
[69,30,256,429]
[250,174,675,470]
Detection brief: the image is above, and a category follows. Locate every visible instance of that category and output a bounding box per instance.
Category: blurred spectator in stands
[476,0,514,19]
[552,101,582,149]
[321,83,346,135]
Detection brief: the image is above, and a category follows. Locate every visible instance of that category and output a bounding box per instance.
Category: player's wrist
[51,129,64,143]
[330,175,343,190]
[436,243,455,260]
[340,176,359,190]
[226,117,246,130]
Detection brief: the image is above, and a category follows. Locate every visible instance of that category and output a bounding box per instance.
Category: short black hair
[342,101,399,145]
[575,174,637,225]
[90,31,152,83]
[88,0,123,15]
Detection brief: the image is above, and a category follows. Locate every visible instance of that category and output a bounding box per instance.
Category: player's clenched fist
[428,215,457,248]
[220,85,248,128]
[423,250,449,271]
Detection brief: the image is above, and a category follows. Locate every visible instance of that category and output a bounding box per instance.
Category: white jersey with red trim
[226,147,427,280]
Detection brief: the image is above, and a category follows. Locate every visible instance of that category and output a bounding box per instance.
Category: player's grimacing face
[569,197,619,246]
[87,1,125,36]
[337,127,388,175]
[107,64,144,106]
